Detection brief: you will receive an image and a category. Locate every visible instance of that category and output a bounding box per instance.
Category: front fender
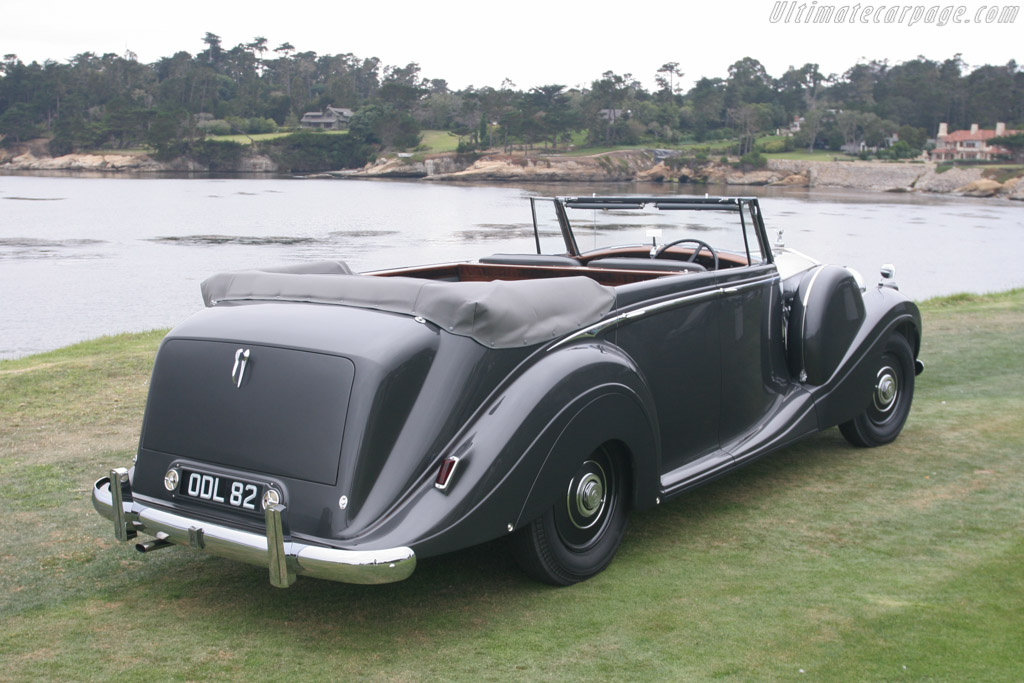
[812,285,922,429]
[350,341,660,559]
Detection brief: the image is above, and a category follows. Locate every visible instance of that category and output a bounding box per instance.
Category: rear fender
[358,342,659,558]
[512,388,660,530]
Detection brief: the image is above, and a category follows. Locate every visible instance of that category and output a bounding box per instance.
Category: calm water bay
[1,174,1022,359]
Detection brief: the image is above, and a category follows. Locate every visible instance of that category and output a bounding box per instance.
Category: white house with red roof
[932,122,1018,161]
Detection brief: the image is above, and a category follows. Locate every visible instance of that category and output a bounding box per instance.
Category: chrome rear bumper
[92,469,416,587]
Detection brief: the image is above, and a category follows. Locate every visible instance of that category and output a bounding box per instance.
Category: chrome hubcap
[555,451,619,552]
[873,366,898,413]
[566,461,607,530]
[577,475,604,517]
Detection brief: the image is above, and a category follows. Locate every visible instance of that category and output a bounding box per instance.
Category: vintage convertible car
[93,195,923,587]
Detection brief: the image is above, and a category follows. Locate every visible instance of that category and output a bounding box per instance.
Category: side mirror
[879,264,898,290]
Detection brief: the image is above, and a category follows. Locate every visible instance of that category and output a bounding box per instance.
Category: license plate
[178,469,264,513]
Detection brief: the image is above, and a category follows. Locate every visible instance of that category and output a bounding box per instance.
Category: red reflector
[435,456,460,491]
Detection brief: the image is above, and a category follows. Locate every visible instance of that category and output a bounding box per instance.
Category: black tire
[511,444,629,586]
[839,333,915,448]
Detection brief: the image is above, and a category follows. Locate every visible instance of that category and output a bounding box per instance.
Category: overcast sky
[2,0,1020,90]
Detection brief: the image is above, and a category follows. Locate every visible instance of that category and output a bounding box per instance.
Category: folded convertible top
[200,261,617,349]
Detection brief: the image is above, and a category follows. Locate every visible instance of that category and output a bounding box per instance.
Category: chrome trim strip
[548,289,715,351]
[548,276,776,351]
[93,476,416,586]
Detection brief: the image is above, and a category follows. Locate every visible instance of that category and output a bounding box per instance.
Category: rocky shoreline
[2,142,1021,200]
[0,141,278,174]
[352,150,1023,200]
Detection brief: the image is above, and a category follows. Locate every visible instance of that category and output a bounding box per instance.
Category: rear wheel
[839,333,915,447]
[511,444,629,586]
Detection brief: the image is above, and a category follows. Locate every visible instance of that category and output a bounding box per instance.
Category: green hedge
[192,140,245,171]
[264,132,370,172]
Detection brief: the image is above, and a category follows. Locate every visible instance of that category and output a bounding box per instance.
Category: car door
[716,264,788,448]
[611,272,723,475]
[715,201,793,454]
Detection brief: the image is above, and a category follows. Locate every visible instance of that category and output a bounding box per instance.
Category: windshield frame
[529,195,773,267]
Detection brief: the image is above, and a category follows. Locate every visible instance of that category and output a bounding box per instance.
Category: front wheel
[511,444,629,586]
[839,333,915,447]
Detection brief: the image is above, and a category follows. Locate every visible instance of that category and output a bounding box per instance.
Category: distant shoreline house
[839,133,899,156]
[931,122,1017,161]
[300,106,354,130]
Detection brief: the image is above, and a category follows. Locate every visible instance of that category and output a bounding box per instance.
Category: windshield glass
[562,201,765,263]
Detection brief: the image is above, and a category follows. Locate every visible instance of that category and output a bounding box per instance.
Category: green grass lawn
[207,129,462,154]
[557,138,738,158]
[205,130,347,145]
[75,147,153,157]
[70,133,865,164]
[982,165,1024,183]
[418,129,461,154]
[1,290,1022,681]
[766,150,860,161]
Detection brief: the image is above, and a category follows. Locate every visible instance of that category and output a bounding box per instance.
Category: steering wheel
[652,238,719,270]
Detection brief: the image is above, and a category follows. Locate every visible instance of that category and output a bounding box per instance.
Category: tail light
[434,456,461,491]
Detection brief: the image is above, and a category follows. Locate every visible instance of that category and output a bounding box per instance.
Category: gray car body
[93,195,922,584]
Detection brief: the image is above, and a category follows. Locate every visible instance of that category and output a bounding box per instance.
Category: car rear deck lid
[142,340,354,485]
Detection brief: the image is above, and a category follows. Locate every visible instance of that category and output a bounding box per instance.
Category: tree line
[1,33,1022,169]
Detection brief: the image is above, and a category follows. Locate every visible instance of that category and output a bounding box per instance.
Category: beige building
[932,122,1017,161]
